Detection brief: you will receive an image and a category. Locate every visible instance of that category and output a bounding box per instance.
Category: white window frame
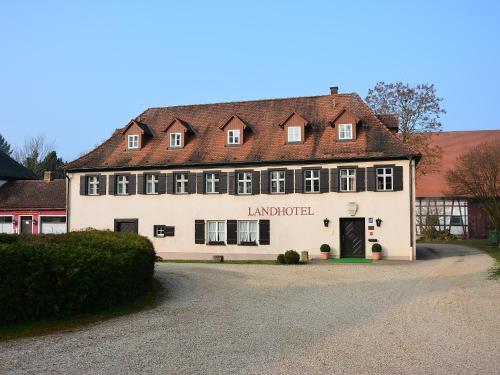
[339,124,353,140]
[205,173,219,194]
[87,176,99,196]
[304,169,320,193]
[270,170,285,194]
[0,215,14,234]
[170,132,182,148]
[38,215,67,234]
[175,173,189,194]
[238,220,257,244]
[128,134,139,149]
[237,172,252,195]
[287,126,301,143]
[376,167,393,191]
[340,168,356,192]
[207,220,225,243]
[227,129,241,145]
[116,175,129,195]
[146,174,159,194]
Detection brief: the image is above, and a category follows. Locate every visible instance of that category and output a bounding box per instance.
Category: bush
[284,250,300,264]
[277,254,286,264]
[371,243,382,253]
[0,230,156,325]
[320,244,331,253]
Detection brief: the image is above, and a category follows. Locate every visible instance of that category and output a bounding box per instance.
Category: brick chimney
[330,86,339,94]
[44,171,54,182]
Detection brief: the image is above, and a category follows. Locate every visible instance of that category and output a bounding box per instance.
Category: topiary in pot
[320,243,331,260]
[284,250,300,264]
[371,243,382,261]
[277,254,286,264]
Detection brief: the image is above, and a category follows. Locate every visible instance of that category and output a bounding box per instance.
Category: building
[65,89,420,260]
[416,130,500,238]
[0,150,37,186]
[0,171,67,234]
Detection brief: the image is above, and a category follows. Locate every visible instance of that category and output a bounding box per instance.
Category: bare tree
[366,82,446,176]
[447,141,500,244]
[13,135,58,178]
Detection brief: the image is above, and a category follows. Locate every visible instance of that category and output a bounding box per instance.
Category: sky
[1,1,499,161]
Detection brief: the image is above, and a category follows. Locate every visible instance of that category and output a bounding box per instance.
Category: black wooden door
[340,218,365,258]
[114,219,138,233]
[20,216,33,234]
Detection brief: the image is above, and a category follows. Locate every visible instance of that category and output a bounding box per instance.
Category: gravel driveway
[1,244,499,375]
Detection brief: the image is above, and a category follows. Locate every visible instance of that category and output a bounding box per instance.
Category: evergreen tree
[0,133,12,155]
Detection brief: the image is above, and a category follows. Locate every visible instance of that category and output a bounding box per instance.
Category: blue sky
[1,1,499,160]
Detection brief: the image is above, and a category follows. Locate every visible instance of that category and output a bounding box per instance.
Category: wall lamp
[323,218,330,227]
[376,218,382,227]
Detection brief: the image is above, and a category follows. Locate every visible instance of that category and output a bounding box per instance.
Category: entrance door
[114,219,138,233]
[20,216,33,234]
[340,218,365,258]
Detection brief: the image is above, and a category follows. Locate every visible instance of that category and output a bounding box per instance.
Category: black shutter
[295,170,303,193]
[228,172,236,195]
[128,174,136,195]
[196,173,204,194]
[137,174,145,194]
[98,174,107,195]
[367,167,376,191]
[188,173,197,194]
[80,175,87,195]
[166,173,174,194]
[261,170,269,194]
[356,168,366,192]
[252,171,260,195]
[108,175,116,195]
[320,168,329,193]
[331,168,339,192]
[227,220,238,244]
[259,220,270,245]
[393,166,403,191]
[219,172,228,194]
[158,173,167,194]
[195,220,205,244]
[285,170,294,194]
[214,172,220,193]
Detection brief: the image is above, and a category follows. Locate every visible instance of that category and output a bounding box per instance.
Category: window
[287,126,301,143]
[340,169,356,192]
[304,169,320,193]
[205,173,219,193]
[450,215,463,226]
[237,172,252,194]
[146,174,158,194]
[270,171,285,194]
[238,221,257,244]
[128,134,139,149]
[376,168,393,191]
[170,133,182,148]
[116,175,129,195]
[227,129,240,145]
[339,124,353,140]
[207,220,225,243]
[40,216,66,234]
[0,216,13,234]
[175,173,188,194]
[154,225,166,237]
[87,176,99,195]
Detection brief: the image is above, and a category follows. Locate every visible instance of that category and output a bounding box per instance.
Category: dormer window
[287,126,301,143]
[228,129,241,145]
[128,135,139,149]
[339,124,353,140]
[170,133,182,148]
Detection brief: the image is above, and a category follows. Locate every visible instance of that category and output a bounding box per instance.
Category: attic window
[170,133,182,148]
[338,124,353,140]
[228,129,240,145]
[287,126,301,143]
[128,135,139,149]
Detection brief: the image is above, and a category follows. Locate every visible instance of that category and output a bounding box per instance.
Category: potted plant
[371,243,382,261]
[320,244,331,260]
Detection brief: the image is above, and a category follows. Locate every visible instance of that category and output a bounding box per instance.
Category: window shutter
[226,220,238,244]
[393,166,404,191]
[214,172,220,193]
[196,173,204,194]
[285,170,294,194]
[261,170,269,194]
[295,170,303,193]
[367,167,376,191]
[128,174,136,195]
[252,171,260,195]
[195,220,205,244]
[80,175,87,195]
[158,173,167,194]
[219,172,228,194]
[320,168,329,193]
[98,174,107,195]
[188,173,197,194]
[259,220,270,245]
[137,174,145,194]
[108,175,116,195]
[331,169,339,192]
[166,173,174,194]
[356,168,366,192]
[228,172,236,195]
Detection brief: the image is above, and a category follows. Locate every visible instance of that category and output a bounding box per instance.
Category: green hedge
[0,231,156,324]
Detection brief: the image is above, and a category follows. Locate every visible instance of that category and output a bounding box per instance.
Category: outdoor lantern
[376,218,382,227]
[33,219,38,225]
[12,219,17,225]
[323,218,330,227]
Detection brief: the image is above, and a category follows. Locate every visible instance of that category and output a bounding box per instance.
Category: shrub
[284,250,300,264]
[0,230,156,325]
[320,244,331,253]
[371,243,382,253]
[277,254,286,264]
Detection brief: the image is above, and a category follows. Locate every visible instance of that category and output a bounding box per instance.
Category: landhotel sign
[248,206,315,217]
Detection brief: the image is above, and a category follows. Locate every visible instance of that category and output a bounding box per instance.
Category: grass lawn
[0,278,163,342]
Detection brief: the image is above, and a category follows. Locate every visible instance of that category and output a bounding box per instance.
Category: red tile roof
[416,130,500,197]
[66,93,418,171]
[0,179,66,210]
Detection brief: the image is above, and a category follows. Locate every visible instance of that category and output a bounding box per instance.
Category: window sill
[207,241,226,246]
[237,193,252,196]
[225,143,241,147]
[168,146,183,150]
[239,241,257,246]
[146,192,159,195]
[270,192,286,195]
[286,141,303,145]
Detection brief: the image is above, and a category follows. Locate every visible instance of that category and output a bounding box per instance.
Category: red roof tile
[0,179,66,210]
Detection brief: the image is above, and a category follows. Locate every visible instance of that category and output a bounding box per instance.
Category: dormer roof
[163,117,195,133]
[218,114,253,131]
[278,111,308,128]
[121,120,153,136]
[329,108,361,127]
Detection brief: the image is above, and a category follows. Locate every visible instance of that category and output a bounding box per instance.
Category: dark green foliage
[277,254,285,264]
[371,243,382,252]
[283,250,300,264]
[0,133,12,155]
[0,231,155,325]
[320,244,331,253]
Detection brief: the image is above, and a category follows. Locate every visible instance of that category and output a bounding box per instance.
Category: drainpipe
[65,171,70,233]
[409,156,414,261]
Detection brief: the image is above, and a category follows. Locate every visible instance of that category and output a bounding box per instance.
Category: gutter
[409,156,415,261]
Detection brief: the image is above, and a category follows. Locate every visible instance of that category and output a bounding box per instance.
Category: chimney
[44,171,54,182]
[330,86,339,94]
